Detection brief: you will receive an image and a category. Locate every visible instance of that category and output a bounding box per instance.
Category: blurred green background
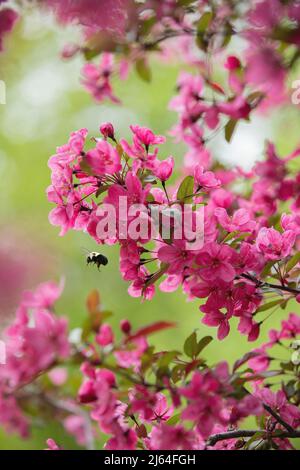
[0,10,300,449]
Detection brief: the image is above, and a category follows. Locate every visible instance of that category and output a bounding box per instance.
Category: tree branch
[240,273,300,296]
[207,429,300,447]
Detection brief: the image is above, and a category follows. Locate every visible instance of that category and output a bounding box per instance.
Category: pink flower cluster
[81,53,121,104]
[47,123,300,342]
[1,281,299,451]
[45,0,129,36]
[169,62,256,170]
[249,313,300,373]
[0,281,69,436]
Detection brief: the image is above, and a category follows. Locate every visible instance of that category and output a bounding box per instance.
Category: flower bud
[100,122,115,140]
[120,319,131,334]
[225,56,241,71]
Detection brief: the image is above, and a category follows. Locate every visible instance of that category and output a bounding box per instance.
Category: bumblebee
[86,252,108,270]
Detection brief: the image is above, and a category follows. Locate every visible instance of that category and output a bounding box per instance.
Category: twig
[263,404,294,433]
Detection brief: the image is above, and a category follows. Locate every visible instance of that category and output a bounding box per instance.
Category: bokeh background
[1,9,300,449]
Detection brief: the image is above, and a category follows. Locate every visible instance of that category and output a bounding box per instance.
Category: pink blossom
[180,370,227,438]
[248,348,271,372]
[96,324,114,347]
[48,128,88,170]
[46,0,129,36]
[148,424,200,450]
[86,140,121,176]
[64,415,87,447]
[248,0,283,29]
[0,393,29,438]
[21,280,64,309]
[201,307,231,340]
[120,125,165,172]
[45,438,60,450]
[215,208,256,233]
[280,313,300,340]
[128,267,155,300]
[158,240,194,275]
[255,387,300,429]
[194,166,221,191]
[245,45,286,106]
[114,337,148,371]
[230,395,263,423]
[131,390,173,423]
[0,282,69,392]
[256,227,296,260]
[48,367,68,386]
[105,428,137,450]
[153,156,174,182]
[81,54,119,103]
[196,242,236,282]
[130,125,166,148]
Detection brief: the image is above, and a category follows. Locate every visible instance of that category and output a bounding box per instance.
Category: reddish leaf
[86,290,101,314]
[126,321,177,343]
[233,351,260,372]
[207,80,226,95]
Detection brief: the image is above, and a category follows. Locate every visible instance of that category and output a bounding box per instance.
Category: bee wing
[81,246,91,255]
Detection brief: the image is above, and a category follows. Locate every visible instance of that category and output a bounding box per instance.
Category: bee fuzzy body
[86,252,108,270]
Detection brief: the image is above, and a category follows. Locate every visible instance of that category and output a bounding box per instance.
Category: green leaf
[83,48,102,61]
[195,12,213,51]
[222,231,239,243]
[225,119,238,143]
[260,260,277,278]
[157,351,180,369]
[177,176,194,203]
[139,16,156,36]
[171,364,185,383]
[80,157,93,176]
[96,184,110,197]
[197,12,213,34]
[196,336,213,355]
[184,331,198,358]
[135,58,152,82]
[244,432,264,450]
[271,25,299,44]
[178,0,196,6]
[146,193,155,203]
[285,252,300,273]
[166,414,181,426]
[256,299,284,313]
[247,91,265,106]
